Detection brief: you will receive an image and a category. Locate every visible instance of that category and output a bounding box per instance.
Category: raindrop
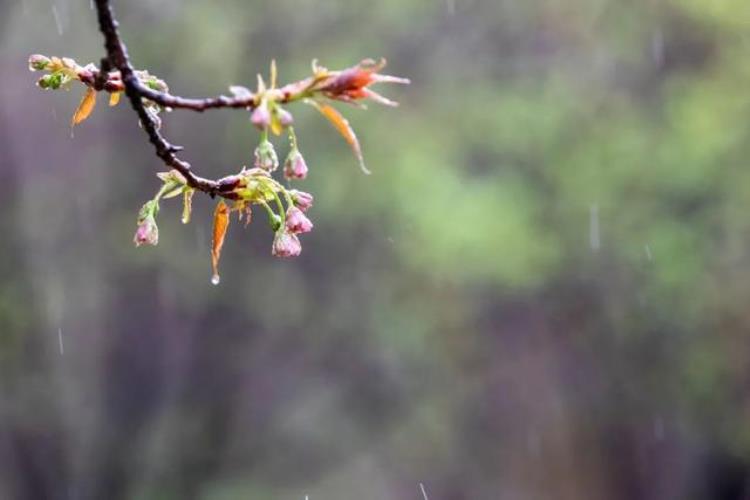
[445,0,456,16]
[51,4,64,36]
[58,327,64,355]
[589,203,600,251]
[419,483,429,500]
[526,428,541,456]
[651,30,664,67]
[653,416,665,440]
[90,0,94,10]
[645,244,653,261]
[211,274,220,286]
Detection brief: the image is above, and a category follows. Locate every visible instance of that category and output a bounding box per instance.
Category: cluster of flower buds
[31,52,408,283]
[28,54,169,127]
[134,164,315,281]
[218,151,315,266]
[29,55,90,90]
[132,170,195,248]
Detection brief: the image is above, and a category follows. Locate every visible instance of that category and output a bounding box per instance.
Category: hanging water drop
[211,274,220,286]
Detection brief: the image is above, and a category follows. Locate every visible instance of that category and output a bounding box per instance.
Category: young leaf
[161,185,185,199]
[71,87,97,126]
[308,100,369,174]
[109,92,121,107]
[229,85,252,98]
[211,200,230,285]
[270,59,277,89]
[270,111,284,136]
[182,189,194,225]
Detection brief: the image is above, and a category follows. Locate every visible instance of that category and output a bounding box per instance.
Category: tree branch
[87,0,407,198]
[93,0,226,196]
[79,68,318,112]
[29,0,407,263]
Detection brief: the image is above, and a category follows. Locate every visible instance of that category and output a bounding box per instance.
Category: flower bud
[61,57,77,70]
[28,54,51,71]
[134,201,159,247]
[254,139,278,172]
[38,73,64,90]
[268,212,282,232]
[272,230,302,258]
[289,189,314,211]
[251,100,271,129]
[145,76,168,92]
[134,216,158,246]
[276,107,294,128]
[283,149,308,180]
[285,206,313,234]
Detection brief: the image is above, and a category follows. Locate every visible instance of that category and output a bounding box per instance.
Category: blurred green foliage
[3,0,750,498]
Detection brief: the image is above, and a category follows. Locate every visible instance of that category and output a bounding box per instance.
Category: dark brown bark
[93,0,233,196]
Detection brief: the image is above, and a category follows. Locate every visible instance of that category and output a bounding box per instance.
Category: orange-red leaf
[71,87,96,126]
[211,200,230,285]
[309,100,369,174]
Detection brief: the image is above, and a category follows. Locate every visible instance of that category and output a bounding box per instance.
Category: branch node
[93,57,112,90]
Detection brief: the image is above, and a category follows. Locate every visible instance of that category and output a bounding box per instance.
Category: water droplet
[589,203,600,251]
[445,0,456,16]
[653,416,665,440]
[211,274,220,285]
[651,30,664,66]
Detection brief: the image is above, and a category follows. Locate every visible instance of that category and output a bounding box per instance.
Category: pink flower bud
[285,206,313,234]
[254,139,278,172]
[250,100,271,129]
[133,200,159,247]
[272,230,302,258]
[28,54,51,71]
[283,150,308,180]
[133,215,158,246]
[289,189,313,212]
[277,108,294,127]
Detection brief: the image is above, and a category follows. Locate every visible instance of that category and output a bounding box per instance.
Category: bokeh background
[2,0,750,498]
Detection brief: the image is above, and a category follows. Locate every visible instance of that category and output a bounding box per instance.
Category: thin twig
[79,69,316,111]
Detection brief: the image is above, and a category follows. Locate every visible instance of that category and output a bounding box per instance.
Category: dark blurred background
[2,0,750,498]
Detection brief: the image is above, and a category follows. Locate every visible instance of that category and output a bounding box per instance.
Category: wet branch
[93,0,231,196]
[88,0,407,197]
